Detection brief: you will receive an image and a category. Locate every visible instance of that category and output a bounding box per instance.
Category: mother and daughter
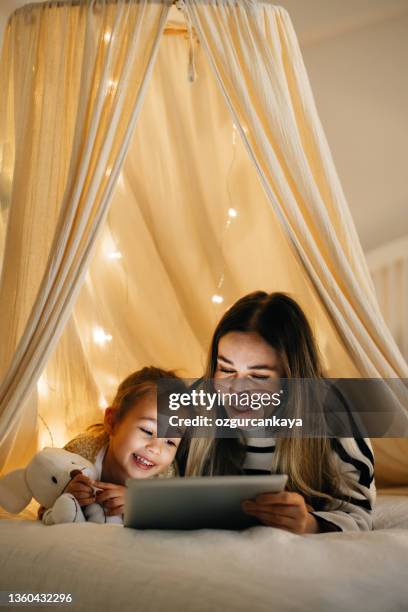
[58,291,375,534]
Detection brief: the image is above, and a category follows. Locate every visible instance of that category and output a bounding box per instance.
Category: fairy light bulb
[37,375,49,399]
[107,251,122,260]
[106,80,117,95]
[212,126,240,309]
[98,394,108,410]
[104,30,112,43]
[117,172,125,189]
[232,123,237,145]
[93,327,113,346]
[106,375,119,388]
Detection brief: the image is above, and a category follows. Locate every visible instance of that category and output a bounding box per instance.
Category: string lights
[211,123,240,307]
[36,374,56,448]
[32,101,252,452]
[34,119,248,451]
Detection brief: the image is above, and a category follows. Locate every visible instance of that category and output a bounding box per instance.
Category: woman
[181,291,375,534]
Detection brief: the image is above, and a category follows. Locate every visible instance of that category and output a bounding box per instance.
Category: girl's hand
[242,491,319,534]
[64,472,96,507]
[92,481,126,517]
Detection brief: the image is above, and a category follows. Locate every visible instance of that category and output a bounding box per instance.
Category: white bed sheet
[0,494,407,612]
[374,493,408,530]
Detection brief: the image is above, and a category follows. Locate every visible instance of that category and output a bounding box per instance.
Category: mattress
[0,493,407,612]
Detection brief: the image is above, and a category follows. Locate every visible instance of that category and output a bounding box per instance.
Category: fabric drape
[182,0,408,483]
[0,0,406,484]
[0,0,170,471]
[51,25,359,434]
[184,0,407,380]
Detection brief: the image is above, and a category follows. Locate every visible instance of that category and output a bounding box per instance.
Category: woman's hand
[242,491,319,534]
[92,481,126,517]
[64,472,95,507]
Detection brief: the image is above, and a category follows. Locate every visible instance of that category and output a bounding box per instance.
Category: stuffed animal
[0,447,117,525]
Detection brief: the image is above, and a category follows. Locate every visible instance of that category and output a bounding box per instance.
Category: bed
[1,491,408,612]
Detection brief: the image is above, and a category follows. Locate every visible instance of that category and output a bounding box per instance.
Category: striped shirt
[243,434,376,532]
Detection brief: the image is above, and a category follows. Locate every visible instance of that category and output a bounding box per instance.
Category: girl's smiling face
[103,390,179,484]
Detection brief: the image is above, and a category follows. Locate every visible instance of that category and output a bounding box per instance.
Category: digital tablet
[124,474,288,530]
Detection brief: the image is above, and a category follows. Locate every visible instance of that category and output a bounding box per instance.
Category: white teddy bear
[0,447,118,525]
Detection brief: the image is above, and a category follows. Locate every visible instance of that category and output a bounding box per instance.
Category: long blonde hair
[186,291,348,507]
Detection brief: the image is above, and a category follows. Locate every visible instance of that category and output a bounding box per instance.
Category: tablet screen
[124,474,288,530]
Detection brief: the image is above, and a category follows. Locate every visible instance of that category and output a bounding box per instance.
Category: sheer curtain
[184,0,407,379]
[182,0,408,484]
[0,0,170,471]
[0,0,406,484]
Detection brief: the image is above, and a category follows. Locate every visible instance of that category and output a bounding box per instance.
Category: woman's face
[214,331,284,419]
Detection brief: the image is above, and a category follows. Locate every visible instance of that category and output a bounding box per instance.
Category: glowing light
[98,394,109,410]
[107,79,117,94]
[93,326,113,346]
[105,166,112,177]
[232,123,237,145]
[228,208,238,218]
[211,294,224,304]
[107,251,122,260]
[37,375,49,398]
[117,172,125,189]
[104,30,112,43]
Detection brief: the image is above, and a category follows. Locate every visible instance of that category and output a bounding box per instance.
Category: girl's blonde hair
[110,366,183,425]
[186,292,351,507]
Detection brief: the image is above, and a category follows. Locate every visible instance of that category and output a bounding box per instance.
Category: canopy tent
[0,0,407,486]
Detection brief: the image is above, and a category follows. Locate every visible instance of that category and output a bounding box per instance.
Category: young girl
[61,366,185,522]
[182,291,375,534]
